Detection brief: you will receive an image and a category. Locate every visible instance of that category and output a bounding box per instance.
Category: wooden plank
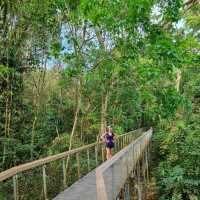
[53,170,97,200]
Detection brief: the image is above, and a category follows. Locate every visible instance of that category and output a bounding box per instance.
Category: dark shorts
[106,142,115,149]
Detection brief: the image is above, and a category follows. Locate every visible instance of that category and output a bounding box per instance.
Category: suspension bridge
[0,128,153,200]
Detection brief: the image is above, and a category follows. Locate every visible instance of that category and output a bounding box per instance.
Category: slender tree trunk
[3,95,8,165]
[31,115,37,160]
[56,125,60,138]
[98,92,109,141]
[80,117,83,142]
[3,74,10,165]
[104,92,108,127]
[68,99,80,151]
[95,28,109,141]
[100,94,105,136]
[176,69,181,92]
[66,80,81,176]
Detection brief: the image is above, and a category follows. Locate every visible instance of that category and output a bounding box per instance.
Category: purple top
[104,132,115,144]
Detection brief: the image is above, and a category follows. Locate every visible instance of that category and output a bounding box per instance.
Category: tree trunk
[2,74,10,165]
[176,69,181,92]
[65,80,81,177]
[80,117,83,142]
[31,115,37,160]
[98,92,109,141]
[3,94,8,165]
[56,125,60,138]
[68,98,80,152]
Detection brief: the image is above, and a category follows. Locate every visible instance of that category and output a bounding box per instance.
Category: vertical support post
[62,159,67,187]
[101,144,105,162]
[76,152,81,178]
[124,182,130,200]
[95,145,98,166]
[114,139,117,153]
[13,174,18,200]
[128,134,129,143]
[124,135,126,145]
[116,194,120,200]
[148,138,151,162]
[117,139,119,152]
[42,165,48,200]
[146,145,149,183]
[142,152,146,183]
[87,148,90,171]
[137,161,142,200]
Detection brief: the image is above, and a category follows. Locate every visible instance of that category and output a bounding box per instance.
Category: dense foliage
[0,0,199,199]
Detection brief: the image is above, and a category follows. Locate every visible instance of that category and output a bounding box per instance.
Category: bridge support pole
[124,182,130,200]
[87,149,90,171]
[142,151,146,183]
[76,153,81,178]
[62,159,67,187]
[42,165,48,200]
[136,161,142,200]
[116,194,120,200]
[95,146,98,166]
[13,174,18,200]
[101,144,105,162]
[145,144,149,183]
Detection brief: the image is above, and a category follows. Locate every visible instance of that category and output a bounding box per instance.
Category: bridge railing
[0,128,143,200]
[96,128,152,200]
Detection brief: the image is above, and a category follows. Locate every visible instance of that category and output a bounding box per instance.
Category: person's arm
[112,132,116,140]
[113,132,120,140]
[101,133,106,141]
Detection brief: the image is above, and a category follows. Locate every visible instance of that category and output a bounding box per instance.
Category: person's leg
[109,143,114,159]
[110,148,113,158]
[108,148,112,159]
[106,148,109,160]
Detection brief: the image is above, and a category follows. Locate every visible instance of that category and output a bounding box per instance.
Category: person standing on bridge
[101,126,115,160]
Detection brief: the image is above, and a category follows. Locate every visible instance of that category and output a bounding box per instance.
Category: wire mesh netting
[18,167,44,200]
[79,150,89,177]
[66,153,78,186]
[45,160,63,199]
[0,177,13,200]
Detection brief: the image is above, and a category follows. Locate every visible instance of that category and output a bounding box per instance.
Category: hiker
[101,126,115,160]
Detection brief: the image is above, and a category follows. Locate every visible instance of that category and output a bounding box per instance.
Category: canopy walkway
[0,128,152,200]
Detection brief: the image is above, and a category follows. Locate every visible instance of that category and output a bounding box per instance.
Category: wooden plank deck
[53,170,97,200]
